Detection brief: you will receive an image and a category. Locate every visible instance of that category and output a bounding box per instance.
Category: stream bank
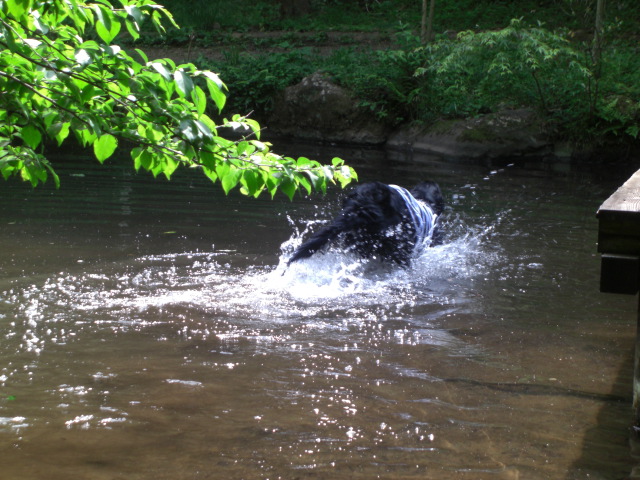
[139,45,638,165]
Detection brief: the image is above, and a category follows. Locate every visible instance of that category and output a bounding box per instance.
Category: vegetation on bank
[143,0,640,147]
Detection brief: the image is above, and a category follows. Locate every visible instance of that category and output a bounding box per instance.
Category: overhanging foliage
[0,0,357,198]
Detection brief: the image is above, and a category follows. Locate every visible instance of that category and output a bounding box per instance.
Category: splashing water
[274,210,502,302]
[0,211,501,358]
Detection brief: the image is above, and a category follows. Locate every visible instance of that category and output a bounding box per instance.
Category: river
[0,145,638,479]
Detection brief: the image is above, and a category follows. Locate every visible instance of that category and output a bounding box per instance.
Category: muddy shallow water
[0,147,638,479]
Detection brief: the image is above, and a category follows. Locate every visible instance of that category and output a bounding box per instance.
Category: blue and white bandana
[388,184,437,253]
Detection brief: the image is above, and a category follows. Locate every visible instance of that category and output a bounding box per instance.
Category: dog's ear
[412,181,445,215]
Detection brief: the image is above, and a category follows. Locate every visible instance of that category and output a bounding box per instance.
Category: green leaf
[194,120,213,141]
[124,5,144,25]
[43,159,60,188]
[20,125,42,149]
[202,166,218,183]
[161,154,179,179]
[48,122,70,146]
[6,0,31,20]
[297,174,312,195]
[305,170,324,192]
[202,72,226,112]
[32,9,49,34]
[174,70,193,98]
[179,119,198,143]
[245,118,261,139]
[217,163,241,194]
[191,85,207,117]
[93,4,121,44]
[240,169,263,197]
[21,157,48,187]
[132,147,153,171]
[150,62,172,81]
[279,179,296,201]
[93,134,118,163]
[124,18,140,40]
[199,150,217,170]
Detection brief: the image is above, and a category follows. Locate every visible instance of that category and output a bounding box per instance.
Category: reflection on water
[0,152,638,479]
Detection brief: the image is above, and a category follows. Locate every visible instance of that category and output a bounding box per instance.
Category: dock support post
[597,168,640,425]
[636,297,640,426]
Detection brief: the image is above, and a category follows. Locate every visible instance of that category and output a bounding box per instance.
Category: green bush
[156,0,280,31]
[198,16,638,144]
[415,20,590,115]
[199,49,317,117]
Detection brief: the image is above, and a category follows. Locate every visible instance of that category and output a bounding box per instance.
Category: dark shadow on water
[569,348,636,479]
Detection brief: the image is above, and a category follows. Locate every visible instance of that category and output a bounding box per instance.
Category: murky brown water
[0,147,638,479]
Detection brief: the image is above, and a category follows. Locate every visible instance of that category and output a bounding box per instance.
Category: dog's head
[411,181,445,215]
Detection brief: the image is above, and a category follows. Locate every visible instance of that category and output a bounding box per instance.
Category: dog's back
[288,181,444,266]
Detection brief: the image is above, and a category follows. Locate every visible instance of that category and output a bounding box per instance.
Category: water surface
[0,149,638,479]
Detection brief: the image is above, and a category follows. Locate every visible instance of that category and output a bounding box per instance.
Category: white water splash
[0,211,502,357]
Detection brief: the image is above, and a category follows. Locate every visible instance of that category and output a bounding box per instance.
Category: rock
[267,75,575,162]
[267,72,390,145]
[386,109,554,161]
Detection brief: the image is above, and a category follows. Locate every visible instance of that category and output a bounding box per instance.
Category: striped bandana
[388,184,437,253]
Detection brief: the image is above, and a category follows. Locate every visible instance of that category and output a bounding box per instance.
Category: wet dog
[287,181,445,267]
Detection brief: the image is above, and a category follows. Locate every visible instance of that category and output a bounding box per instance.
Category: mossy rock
[387,109,554,160]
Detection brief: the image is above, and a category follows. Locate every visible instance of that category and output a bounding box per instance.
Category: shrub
[201,18,639,144]
[200,49,316,117]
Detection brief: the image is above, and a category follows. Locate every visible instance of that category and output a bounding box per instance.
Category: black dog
[287,181,445,267]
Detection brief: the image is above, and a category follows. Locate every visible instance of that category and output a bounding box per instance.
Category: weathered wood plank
[598,169,640,213]
[598,169,640,256]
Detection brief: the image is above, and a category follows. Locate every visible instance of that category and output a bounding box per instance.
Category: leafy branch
[0,0,357,198]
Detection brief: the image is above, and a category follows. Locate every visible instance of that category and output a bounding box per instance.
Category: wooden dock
[597,168,640,422]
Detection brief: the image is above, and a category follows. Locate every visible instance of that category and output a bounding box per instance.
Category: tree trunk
[593,0,605,65]
[421,0,427,44]
[278,0,311,18]
[421,0,435,44]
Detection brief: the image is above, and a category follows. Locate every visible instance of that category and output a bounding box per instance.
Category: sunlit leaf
[161,154,179,179]
[202,71,227,112]
[191,85,207,117]
[6,0,31,20]
[202,166,218,183]
[150,61,172,80]
[174,70,194,98]
[93,134,118,163]
[93,4,121,44]
[240,169,263,197]
[124,5,144,25]
[219,163,241,194]
[48,122,70,146]
[279,179,296,201]
[19,125,42,149]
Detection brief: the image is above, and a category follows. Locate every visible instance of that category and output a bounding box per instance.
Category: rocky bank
[266,72,569,162]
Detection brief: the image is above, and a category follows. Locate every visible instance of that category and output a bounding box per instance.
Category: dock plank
[599,169,640,213]
[598,169,640,256]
